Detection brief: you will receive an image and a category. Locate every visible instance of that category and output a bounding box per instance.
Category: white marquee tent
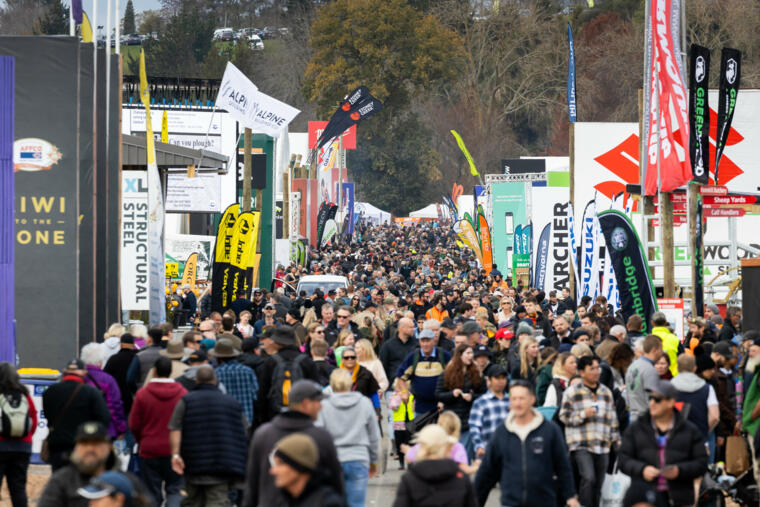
[355,202,391,224]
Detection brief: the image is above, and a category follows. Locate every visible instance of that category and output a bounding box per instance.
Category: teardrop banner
[210,203,240,312]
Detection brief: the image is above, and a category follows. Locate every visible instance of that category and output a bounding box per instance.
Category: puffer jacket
[85,365,127,438]
[392,459,477,507]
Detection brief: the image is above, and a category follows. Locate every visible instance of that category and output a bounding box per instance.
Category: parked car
[278,27,290,38]
[124,33,142,46]
[262,26,278,39]
[212,28,235,42]
[248,34,264,50]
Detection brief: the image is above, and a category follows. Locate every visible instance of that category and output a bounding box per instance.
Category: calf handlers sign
[597,210,658,333]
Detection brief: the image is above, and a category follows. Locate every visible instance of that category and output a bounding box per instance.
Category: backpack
[410,348,447,378]
[269,354,307,413]
[0,392,32,438]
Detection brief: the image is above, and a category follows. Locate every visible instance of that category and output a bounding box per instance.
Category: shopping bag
[726,435,751,475]
[600,461,631,507]
[405,408,438,434]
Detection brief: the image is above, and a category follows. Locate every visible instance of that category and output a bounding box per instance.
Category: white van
[296,275,350,297]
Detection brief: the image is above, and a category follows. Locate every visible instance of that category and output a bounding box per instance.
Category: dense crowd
[0,221,756,506]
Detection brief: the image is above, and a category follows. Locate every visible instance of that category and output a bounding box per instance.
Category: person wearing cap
[212,337,259,424]
[285,308,307,347]
[522,296,553,339]
[77,470,146,507]
[468,365,510,459]
[718,305,742,342]
[475,380,579,507]
[559,355,619,507]
[316,369,380,507]
[268,433,346,507]
[104,334,139,417]
[144,339,188,383]
[129,356,187,507]
[625,335,664,423]
[397,328,451,415]
[42,360,112,471]
[254,302,279,340]
[80,344,128,443]
[40,421,150,506]
[711,340,739,456]
[181,284,198,326]
[618,379,708,507]
[650,312,681,377]
[472,344,492,375]
[169,366,248,505]
[243,380,344,507]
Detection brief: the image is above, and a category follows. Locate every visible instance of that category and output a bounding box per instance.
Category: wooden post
[283,154,295,239]
[568,121,576,299]
[688,181,698,311]
[243,128,252,212]
[662,192,675,297]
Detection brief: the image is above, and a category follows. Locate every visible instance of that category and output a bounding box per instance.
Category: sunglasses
[648,395,664,403]
[343,355,357,360]
[193,339,203,344]
[315,330,325,334]
[337,314,350,319]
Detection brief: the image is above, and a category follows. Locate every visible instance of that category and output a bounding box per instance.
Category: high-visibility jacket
[392,394,415,422]
[425,306,449,323]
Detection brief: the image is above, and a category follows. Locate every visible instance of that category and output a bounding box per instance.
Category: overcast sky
[79,0,162,32]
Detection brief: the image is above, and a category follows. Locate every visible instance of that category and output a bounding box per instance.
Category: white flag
[215,62,300,138]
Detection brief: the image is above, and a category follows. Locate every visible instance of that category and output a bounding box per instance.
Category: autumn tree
[304,0,464,215]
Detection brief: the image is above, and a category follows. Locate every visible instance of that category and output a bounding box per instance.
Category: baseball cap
[494,328,514,340]
[64,358,85,371]
[486,364,508,377]
[264,303,275,310]
[713,341,735,359]
[441,318,457,330]
[186,349,208,363]
[473,344,491,358]
[647,379,679,400]
[288,380,326,405]
[418,329,436,340]
[75,421,110,443]
[77,471,135,500]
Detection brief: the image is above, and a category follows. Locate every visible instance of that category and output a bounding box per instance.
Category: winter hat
[273,433,319,473]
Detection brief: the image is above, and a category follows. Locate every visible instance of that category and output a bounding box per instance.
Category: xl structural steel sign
[121,171,149,310]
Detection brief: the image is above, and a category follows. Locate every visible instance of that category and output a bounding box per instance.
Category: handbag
[600,460,631,507]
[726,434,751,475]
[405,408,438,434]
[40,383,83,463]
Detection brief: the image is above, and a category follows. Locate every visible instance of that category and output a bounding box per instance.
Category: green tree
[123,0,136,34]
[35,0,68,34]
[304,0,463,215]
[136,9,165,35]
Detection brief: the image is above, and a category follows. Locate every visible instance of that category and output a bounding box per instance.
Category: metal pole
[115,0,120,55]
[568,121,576,300]
[69,1,75,36]
[306,160,312,247]
[337,134,343,235]
[92,0,99,338]
[243,128,252,212]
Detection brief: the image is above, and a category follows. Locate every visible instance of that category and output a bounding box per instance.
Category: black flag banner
[597,210,658,333]
[317,91,382,149]
[715,48,741,183]
[316,202,330,248]
[317,86,370,149]
[694,200,704,317]
[689,44,710,184]
[211,203,240,312]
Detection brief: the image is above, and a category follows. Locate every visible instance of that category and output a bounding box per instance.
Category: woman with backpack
[0,362,37,507]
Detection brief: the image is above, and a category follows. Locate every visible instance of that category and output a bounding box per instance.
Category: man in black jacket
[379,317,418,383]
[618,379,708,507]
[103,335,138,415]
[42,359,112,471]
[243,380,344,507]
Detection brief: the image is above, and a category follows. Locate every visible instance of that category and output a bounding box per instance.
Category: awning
[122,134,228,173]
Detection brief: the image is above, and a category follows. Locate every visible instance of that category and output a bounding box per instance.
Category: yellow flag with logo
[243,212,261,296]
[455,219,483,264]
[229,212,257,301]
[180,253,198,290]
[212,203,240,311]
[81,12,93,42]
[161,110,168,143]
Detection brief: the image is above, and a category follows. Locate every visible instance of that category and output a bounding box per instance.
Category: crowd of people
[2,221,758,506]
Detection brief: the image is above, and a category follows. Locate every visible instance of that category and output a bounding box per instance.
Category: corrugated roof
[122,134,228,173]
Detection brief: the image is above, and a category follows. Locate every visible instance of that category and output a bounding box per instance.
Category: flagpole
[91,0,99,338]
[115,0,120,55]
[69,1,75,36]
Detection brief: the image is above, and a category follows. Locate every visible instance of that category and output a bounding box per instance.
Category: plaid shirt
[468,390,510,452]
[215,361,259,423]
[558,382,619,454]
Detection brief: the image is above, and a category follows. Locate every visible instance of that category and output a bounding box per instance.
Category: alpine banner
[715,48,741,183]
[694,200,704,316]
[581,199,602,300]
[210,203,239,312]
[689,44,710,184]
[567,23,577,123]
[598,210,658,333]
[643,0,691,195]
[533,223,551,290]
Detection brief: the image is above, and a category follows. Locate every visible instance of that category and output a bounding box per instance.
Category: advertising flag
[72,0,82,24]
[316,202,330,248]
[228,212,257,304]
[514,225,523,255]
[715,48,741,183]
[342,182,355,238]
[321,219,338,248]
[81,12,93,42]
[317,86,370,148]
[567,24,577,123]
[210,203,240,312]
[244,213,261,297]
[450,130,480,177]
[180,253,198,291]
[161,110,169,144]
[478,212,493,275]
[534,223,551,290]
[688,45,710,184]
[452,182,464,207]
[567,203,582,299]
[598,210,658,333]
[139,49,166,325]
[581,198,601,300]
[456,220,483,265]
[643,0,691,195]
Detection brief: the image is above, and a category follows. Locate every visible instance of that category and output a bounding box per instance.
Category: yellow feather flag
[450,130,480,177]
[455,220,483,265]
[180,253,198,290]
[138,49,156,165]
[161,110,169,143]
[81,12,93,42]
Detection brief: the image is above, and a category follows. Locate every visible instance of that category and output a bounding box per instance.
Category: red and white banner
[644,0,691,195]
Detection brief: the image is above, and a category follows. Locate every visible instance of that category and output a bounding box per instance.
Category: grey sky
[80,0,162,33]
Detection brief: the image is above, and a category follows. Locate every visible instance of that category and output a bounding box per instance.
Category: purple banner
[0,56,15,363]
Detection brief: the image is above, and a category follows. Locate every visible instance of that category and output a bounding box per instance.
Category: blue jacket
[474,411,575,507]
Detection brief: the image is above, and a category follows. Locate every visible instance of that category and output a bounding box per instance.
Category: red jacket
[0,391,37,447]
[129,380,186,458]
